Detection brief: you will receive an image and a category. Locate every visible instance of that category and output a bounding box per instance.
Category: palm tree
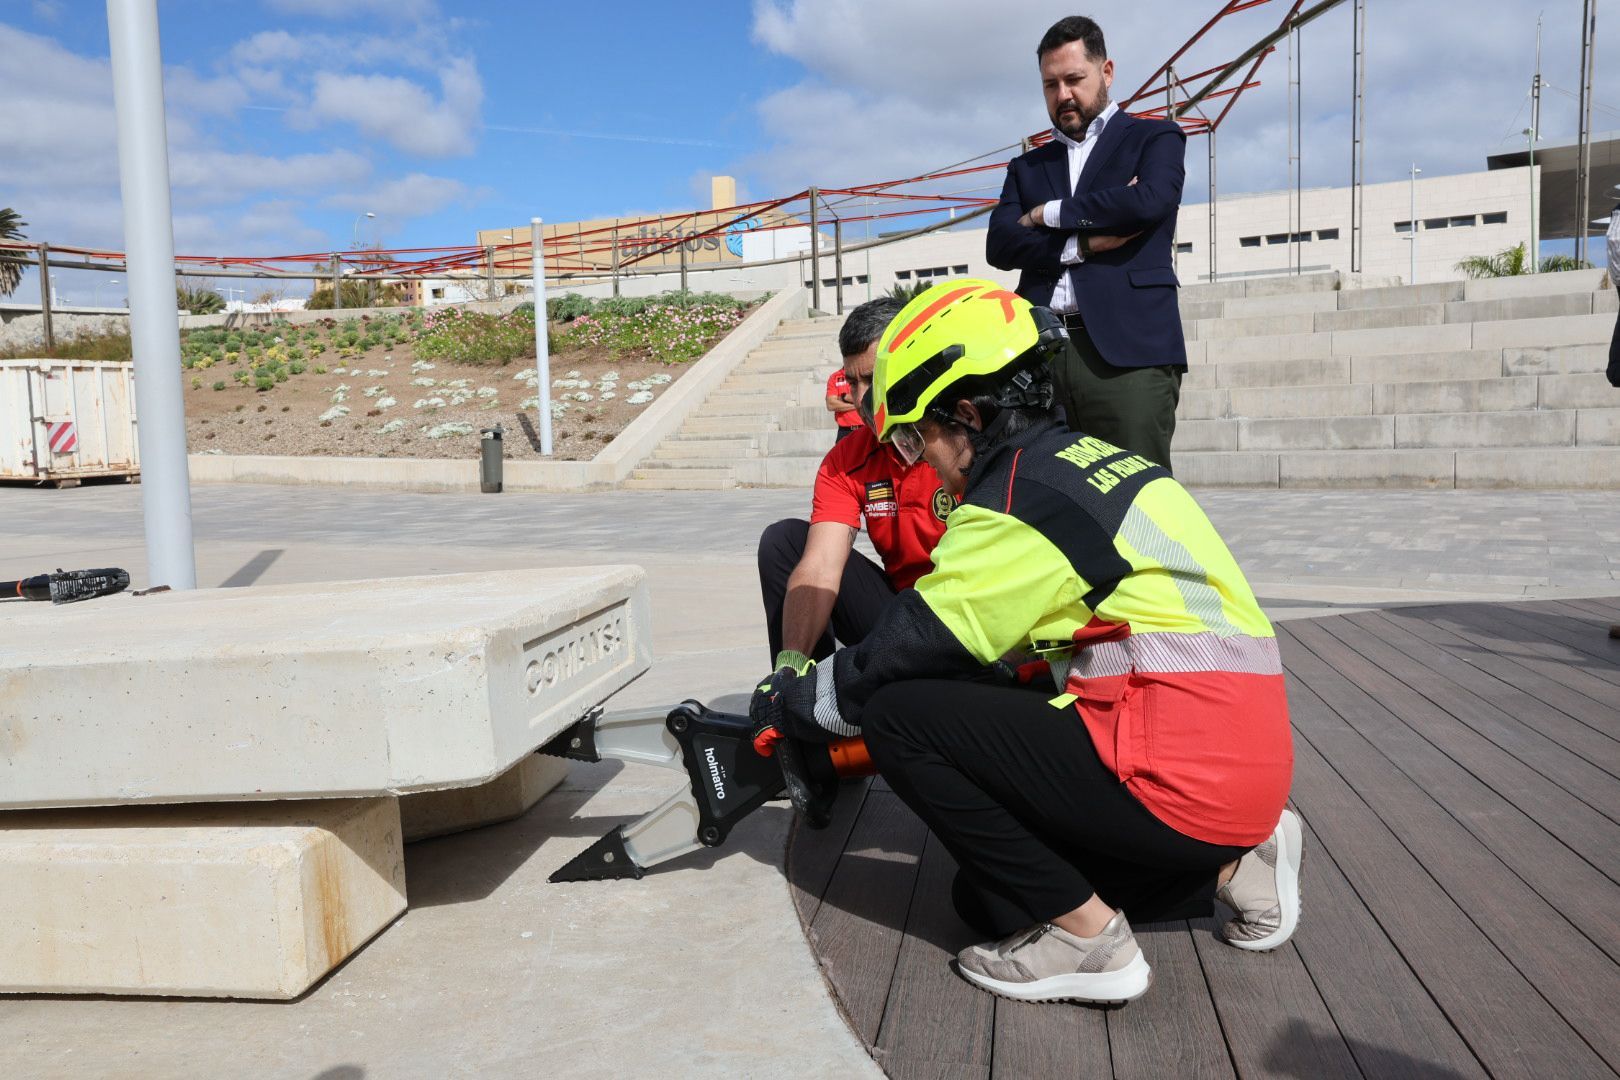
[0,207,27,298]
[1456,242,1592,278]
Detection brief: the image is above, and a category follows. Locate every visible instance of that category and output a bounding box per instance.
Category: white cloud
[303,56,482,157]
[326,173,472,219]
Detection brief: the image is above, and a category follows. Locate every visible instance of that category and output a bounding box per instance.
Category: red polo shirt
[826,370,864,428]
[811,425,953,590]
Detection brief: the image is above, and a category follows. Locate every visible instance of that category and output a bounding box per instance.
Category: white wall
[1175,167,1538,285]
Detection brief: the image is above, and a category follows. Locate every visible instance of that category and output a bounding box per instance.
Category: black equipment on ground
[3,567,131,604]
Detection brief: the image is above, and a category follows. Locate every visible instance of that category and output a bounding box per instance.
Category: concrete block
[1183,339,1209,365]
[1443,293,1594,324]
[733,454,822,487]
[1174,451,1279,488]
[1461,268,1606,301]
[1179,299,1226,321]
[1575,408,1620,445]
[1204,332,1330,365]
[1228,384,1374,419]
[1596,290,1618,314]
[1329,322,1472,357]
[1239,416,1394,450]
[0,570,650,810]
[759,429,838,457]
[1335,281,1465,309]
[1538,372,1620,410]
[1502,344,1610,377]
[1279,450,1456,489]
[1221,291,1339,318]
[1373,377,1539,415]
[1197,312,1316,340]
[654,438,756,460]
[778,405,835,431]
[1241,271,1341,297]
[1171,419,1240,452]
[1312,304,1445,333]
[1394,410,1577,449]
[400,754,567,842]
[1455,446,1620,488]
[1182,365,1220,392]
[1471,313,1614,351]
[0,798,405,999]
[1175,387,1230,420]
[1180,280,1251,303]
[1350,350,1502,384]
[1211,356,1350,389]
[622,470,734,490]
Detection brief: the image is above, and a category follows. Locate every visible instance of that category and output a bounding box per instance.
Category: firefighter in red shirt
[758,298,955,673]
[826,367,865,443]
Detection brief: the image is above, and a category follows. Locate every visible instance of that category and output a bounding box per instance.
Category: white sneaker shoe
[1216,808,1304,951]
[955,910,1152,1005]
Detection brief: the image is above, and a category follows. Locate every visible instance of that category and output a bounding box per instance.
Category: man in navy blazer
[988,15,1188,472]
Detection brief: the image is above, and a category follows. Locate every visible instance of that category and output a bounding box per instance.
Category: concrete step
[720,370,820,390]
[1348,350,1505,384]
[734,455,823,488]
[1372,377,1540,415]
[1538,372,1620,410]
[1177,446,1620,490]
[778,405,836,432]
[759,430,839,456]
[1393,409,1578,449]
[1336,281,1466,310]
[1219,291,1341,318]
[1502,343,1611,377]
[680,415,778,435]
[1470,311,1614,351]
[742,353,833,375]
[653,439,756,460]
[1184,355,1350,390]
[622,468,736,490]
[1178,375,1617,420]
[1463,268,1607,300]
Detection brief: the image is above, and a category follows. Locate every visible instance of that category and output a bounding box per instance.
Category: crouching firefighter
[749,279,1301,1007]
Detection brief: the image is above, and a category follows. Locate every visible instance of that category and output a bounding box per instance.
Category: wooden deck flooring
[786,597,1620,1079]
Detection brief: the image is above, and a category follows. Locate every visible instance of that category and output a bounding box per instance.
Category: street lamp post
[352,211,375,247]
[1524,128,1539,274]
[1409,164,1421,285]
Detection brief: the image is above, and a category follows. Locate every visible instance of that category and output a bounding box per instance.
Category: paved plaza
[1,480,1617,1079]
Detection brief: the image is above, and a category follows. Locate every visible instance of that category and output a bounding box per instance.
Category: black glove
[749,665,827,754]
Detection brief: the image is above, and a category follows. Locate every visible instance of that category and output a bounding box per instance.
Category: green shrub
[254,373,275,391]
[414,306,536,366]
[289,360,307,375]
[212,380,226,391]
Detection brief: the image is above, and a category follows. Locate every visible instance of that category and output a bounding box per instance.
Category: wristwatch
[1078,233,1093,257]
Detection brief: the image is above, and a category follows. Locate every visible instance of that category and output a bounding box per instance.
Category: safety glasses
[889,422,926,466]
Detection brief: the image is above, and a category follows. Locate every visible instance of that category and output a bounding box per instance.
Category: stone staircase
[1172,268,1619,488]
[623,271,1620,490]
[622,316,843,490]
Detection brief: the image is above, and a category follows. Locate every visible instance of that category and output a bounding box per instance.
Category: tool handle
[2,576,52,601]
[827,737,875,777]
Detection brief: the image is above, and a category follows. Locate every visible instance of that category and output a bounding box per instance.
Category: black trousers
[863,679,1250,937]
[1051,325,1183,474]
[757,518,896,662]
[1607,287,1619,389]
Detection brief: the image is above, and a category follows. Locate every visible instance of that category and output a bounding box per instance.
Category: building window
[930,266,949,276]
[1265,233,1290,245]
[1290,231,1310,243]
[1394,220,1413,234]
[857,275,869,284]
[430,287,445,299]
[1175,242,1193,254]
[1240,236,1261,248]
[1482,211,1508,225]
[952,264,968,274]
[895,270,911,280]
[1423,217,1449,230]
[1449,215,1476,228]
[1317,228,1340,240]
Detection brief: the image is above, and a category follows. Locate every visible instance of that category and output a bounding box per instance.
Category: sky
[1,0,1613,303]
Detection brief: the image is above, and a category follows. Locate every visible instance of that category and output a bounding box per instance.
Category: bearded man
[987,15,1190,473]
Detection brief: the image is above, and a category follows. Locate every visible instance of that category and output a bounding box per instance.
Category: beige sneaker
[955,910,1151,1004]
[1217,808,1304,951]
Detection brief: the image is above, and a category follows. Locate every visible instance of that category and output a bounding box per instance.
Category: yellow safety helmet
[872,278,1065,463]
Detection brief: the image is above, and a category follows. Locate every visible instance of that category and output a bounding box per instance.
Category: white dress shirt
[1041,100,1119,314]
[1606,206,1619,284]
